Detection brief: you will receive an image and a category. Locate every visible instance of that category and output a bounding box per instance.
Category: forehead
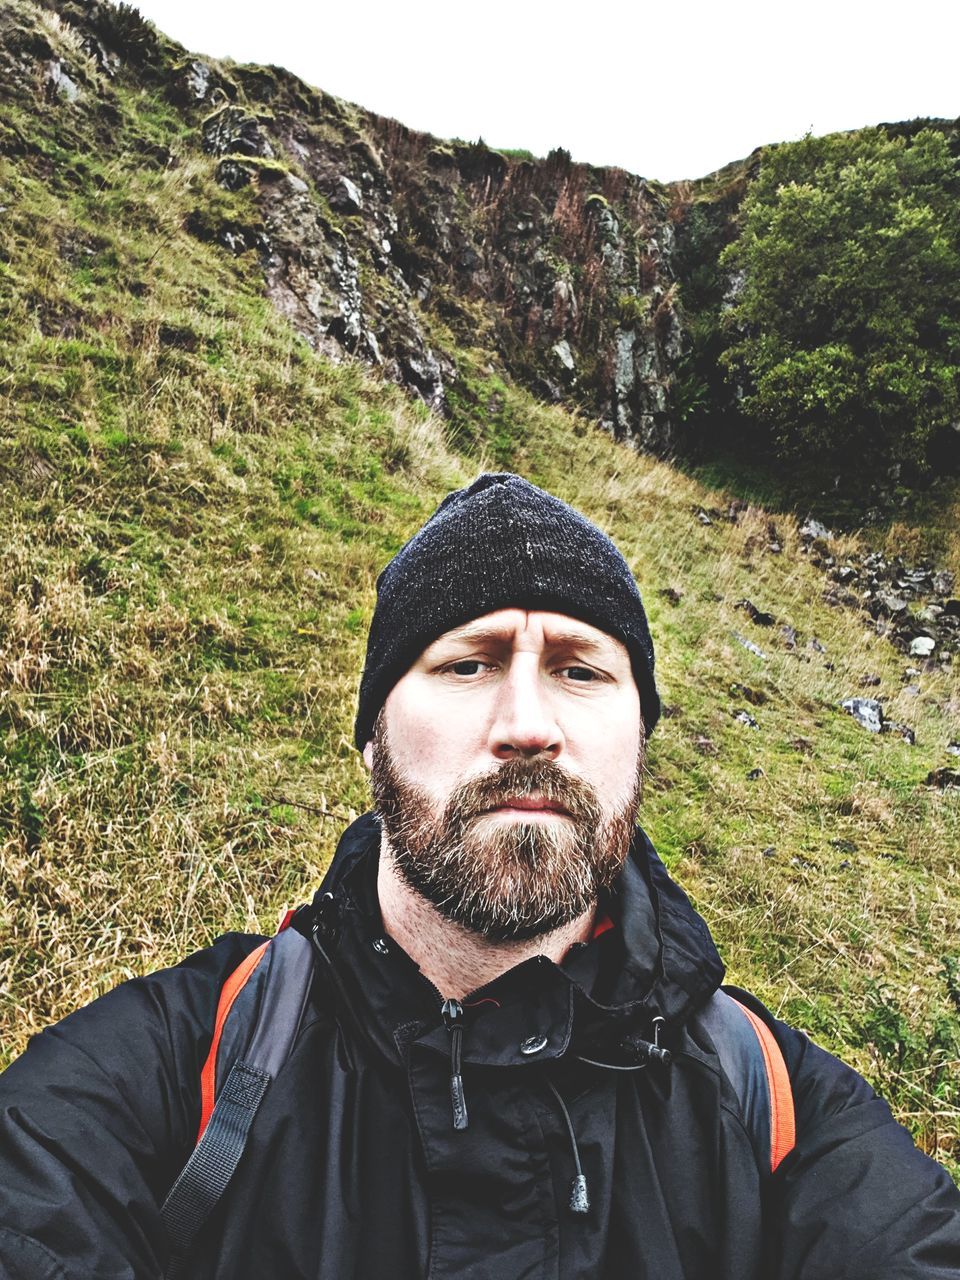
[421,609,630,661]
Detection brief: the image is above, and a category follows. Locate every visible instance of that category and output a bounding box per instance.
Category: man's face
[365,609,644,941]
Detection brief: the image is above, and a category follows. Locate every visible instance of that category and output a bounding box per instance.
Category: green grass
[690,447,960,578]
[0,0,957,1182]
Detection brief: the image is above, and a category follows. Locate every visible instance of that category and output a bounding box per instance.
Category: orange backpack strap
[697,988,797,1176]
[161,924,316,1279]
[728,995,796,1172]
[197,940,270,1142]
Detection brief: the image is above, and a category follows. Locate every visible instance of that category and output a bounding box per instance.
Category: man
[1,472,959,1279]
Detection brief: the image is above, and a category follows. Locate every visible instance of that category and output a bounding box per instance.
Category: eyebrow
[542,630,613,655]
[428,626,618,658]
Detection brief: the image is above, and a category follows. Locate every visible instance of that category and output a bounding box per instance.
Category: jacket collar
[305,813,724,1066]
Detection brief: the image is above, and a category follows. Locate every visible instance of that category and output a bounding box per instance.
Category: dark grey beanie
[354,473,660,748]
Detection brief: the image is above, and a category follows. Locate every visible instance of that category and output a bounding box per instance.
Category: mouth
[482,795,573,818]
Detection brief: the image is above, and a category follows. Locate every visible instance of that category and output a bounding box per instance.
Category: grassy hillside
[0,1,958,1177]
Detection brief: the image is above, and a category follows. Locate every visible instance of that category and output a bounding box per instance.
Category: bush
[720,128,960,476]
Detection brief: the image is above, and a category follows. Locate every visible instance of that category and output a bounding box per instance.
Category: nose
[488,655,564,761]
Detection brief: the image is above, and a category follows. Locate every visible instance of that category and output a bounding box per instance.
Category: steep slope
[1,0,688,454]
[0,0,958,1178]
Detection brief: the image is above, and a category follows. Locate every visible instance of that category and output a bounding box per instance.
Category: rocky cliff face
[363,120,685,451]
[2,0,695,455]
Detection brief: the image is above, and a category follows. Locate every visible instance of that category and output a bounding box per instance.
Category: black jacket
[1,814,959,1279]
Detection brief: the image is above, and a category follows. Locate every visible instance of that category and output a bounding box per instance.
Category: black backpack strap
[696,988,796,1176]
[162,925,315,1277]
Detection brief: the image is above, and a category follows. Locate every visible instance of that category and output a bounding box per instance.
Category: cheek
[382,691,466,790]
[580,703,642,798]
[607,738,642,799]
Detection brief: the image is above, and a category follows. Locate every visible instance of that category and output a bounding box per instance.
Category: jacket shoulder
[18,932,270,1091]
[0,932,269,1280]
[722,988,960,1278]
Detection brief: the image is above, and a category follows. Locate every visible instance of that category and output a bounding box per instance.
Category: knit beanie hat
[354,473,660,748]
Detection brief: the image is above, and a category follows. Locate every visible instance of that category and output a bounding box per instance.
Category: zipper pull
[441,998,469,1130]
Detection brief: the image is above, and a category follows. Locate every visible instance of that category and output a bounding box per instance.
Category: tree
[720,127,960,476]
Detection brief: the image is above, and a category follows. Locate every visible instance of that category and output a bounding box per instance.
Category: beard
[370,718,643,942]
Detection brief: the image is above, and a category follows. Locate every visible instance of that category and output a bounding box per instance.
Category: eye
[560,665,602,682]
[446,659,489,677]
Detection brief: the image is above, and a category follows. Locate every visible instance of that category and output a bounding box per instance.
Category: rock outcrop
[822,551,959,668]
[4,0,688,449]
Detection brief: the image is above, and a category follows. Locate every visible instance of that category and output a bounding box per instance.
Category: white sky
[134,0,959,182]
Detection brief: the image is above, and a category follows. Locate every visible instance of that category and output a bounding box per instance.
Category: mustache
[448,758,601,824]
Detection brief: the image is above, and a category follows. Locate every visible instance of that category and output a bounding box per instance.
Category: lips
[460,761,593,823]
[485,796,572,816]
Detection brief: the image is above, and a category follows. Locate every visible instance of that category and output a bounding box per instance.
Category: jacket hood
[303,812,724,1066]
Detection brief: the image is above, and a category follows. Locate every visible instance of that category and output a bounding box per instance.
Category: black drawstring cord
[441,998,469,1130]
[546,1079,590,1215]
[576,1014,672,1071]
[550,1016,670,1217]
